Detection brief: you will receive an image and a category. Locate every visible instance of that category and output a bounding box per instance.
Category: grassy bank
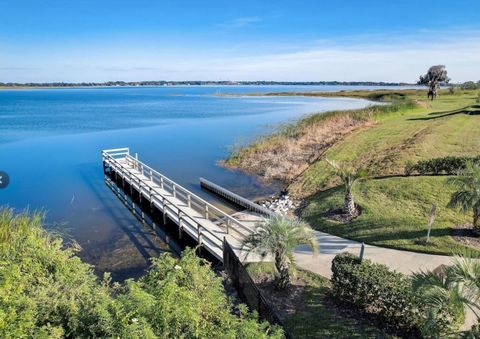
[226,89,480,254]
[246,262,396,338]
[226,96,416,183]
[302,176,476,255]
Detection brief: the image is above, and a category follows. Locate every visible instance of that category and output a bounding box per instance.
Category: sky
[0,0,479,83]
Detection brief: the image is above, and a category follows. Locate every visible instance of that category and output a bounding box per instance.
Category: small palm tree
[243,215,318,290]
[412,254,480,336]
[326,159,366,218]
[448,162,480,232]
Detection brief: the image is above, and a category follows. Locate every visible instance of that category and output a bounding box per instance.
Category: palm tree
[448,162,480,232]
[326,159,366,218]
[412,254,480,336]
[243,215,318,290]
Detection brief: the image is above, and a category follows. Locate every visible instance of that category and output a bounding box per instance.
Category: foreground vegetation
[247,252,480,338]
[227,89,480,254]
[0,208,282,338]
[245,262,395,338]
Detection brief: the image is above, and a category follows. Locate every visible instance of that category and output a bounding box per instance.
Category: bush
[460,81,479,90]
[331,253,456,336]
[405,156,480,175]
[0,208,284,338]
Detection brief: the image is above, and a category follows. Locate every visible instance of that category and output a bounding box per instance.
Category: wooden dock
[102,148,261,262]
[200,177,276,217]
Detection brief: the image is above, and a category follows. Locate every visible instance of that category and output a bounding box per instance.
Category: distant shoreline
[0,81,414,90]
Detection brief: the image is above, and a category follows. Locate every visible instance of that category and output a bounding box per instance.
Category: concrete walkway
[233,211,454,278]
[294,230,454,278]
[233,211,477,330]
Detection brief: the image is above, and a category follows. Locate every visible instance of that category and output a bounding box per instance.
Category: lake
[0,85,387,279]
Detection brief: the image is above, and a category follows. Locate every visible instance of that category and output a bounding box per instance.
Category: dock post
[129,174,135,212]
[122,176,128,203]
[178,211,183,240]
[149,188,156,229]
[139,183,145,223]
[198,226,203,255]
[162,198,167,225]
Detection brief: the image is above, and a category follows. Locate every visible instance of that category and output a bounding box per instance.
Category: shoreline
[0,82,414,90]
[222,89,417,193]
[224,88,480,256]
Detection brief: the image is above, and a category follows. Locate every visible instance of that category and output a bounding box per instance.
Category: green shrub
[331,253,456,336]
[405,156,480,175]
[0,208,284,338]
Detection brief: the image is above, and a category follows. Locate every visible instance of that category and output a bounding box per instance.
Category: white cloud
[205,32,480,82]
[1,30,479,82]
[223,16,262,29]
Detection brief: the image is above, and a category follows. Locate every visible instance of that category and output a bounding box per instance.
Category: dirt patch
[357,125,432,176]
[252,273,402,337]
[225,113,375,183]
[414,100,430,109]
[324,205,362,223]
[252,274,309,321]
[452,224,480,247]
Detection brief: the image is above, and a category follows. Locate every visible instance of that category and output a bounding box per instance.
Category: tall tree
[448,162,480,232]
[327,159,366,218]
[418,65,450,100]
[243,215,318,290]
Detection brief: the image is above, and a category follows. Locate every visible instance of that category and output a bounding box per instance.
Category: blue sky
[1,0,479,82]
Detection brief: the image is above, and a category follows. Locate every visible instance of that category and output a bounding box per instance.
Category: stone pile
[260,194,298,215]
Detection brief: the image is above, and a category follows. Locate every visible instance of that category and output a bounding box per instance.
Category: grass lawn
[290,91,480,196]
[227,89,480,254]
[293,91,480,254]
[246,263,395,338]
[302,176,478,255]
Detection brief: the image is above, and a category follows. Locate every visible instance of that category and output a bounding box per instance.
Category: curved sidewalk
[294,230,454,278]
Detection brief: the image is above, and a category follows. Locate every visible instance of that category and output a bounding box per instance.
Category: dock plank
[102,149,264,263]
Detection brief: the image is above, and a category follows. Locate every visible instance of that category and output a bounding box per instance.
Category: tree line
[0,80,413,87]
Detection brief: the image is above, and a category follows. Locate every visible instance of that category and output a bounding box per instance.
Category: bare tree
[418,65,450,100]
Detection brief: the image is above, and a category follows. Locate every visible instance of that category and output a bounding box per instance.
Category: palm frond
[242,215,318,264]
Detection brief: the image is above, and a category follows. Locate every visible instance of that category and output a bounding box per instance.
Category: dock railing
[102,149,253,244]
[200,177,276,218]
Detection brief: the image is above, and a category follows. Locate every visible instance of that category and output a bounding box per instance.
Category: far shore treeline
[0,80,414,88]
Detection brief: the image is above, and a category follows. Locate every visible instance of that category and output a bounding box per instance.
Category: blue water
[0,85,382,278]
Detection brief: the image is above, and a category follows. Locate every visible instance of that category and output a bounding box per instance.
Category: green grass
[302,176,477,255]
[227,89,480,254]
[226,98,416,169]
[246,263,395,338]
[290,91,480,196]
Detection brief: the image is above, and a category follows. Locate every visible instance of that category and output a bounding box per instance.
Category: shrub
[0,208,284,338]
[331,253,457,336]
[405,156,480,175]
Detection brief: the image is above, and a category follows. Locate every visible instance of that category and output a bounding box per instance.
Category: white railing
[101,149,253,248]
